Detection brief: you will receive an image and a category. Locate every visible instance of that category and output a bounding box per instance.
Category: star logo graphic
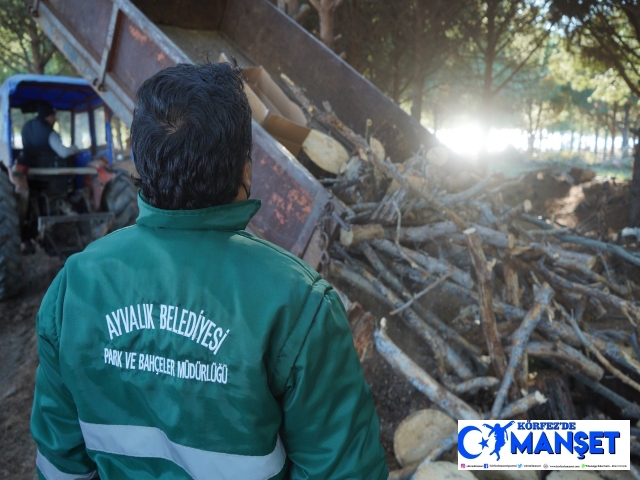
[479,437,489,449]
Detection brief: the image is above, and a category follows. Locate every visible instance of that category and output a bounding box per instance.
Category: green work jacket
[31,194,388,480]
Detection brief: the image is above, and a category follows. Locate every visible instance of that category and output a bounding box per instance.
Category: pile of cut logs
[282,78,640,479]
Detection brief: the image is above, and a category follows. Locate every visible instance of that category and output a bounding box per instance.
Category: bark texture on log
[464,228,508,381]
[503,263,521,308]
[490,284,554,418]
[371,238,474,289]
[523,341,604,381]
[374,324,480,420]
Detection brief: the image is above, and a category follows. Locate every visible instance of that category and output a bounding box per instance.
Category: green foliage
[0,0,74,83]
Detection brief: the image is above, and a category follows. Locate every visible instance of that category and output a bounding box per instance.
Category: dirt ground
[0,251,63,479]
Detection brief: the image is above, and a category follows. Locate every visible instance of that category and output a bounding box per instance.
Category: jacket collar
[135,192,261,230]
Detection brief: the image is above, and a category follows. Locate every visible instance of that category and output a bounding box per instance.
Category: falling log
[281,74,368,152]
[339,224,384,246]
[490,284,554,419]
[464,228,509,382]
[302,128,350,174]
[521,341,604,381]
[386,221,457,243]
[370,238,474,289]
[374,323,480,420]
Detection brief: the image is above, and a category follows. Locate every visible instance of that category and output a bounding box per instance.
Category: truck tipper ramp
[29,0,436,267]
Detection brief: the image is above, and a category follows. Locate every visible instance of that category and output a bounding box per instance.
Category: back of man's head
[38,102,56,120]
[131,62,252,210]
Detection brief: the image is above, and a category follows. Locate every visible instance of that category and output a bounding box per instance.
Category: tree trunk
[526,102,534,153]
[569,131,574,152]
[578,122,584,152]
[411,3,426,121]
[392,54,401,103]
[480,0,498,154]
[594,128,599,157]
[310,0,340,50]
[27,19,44,74]
[629,142,640,227]
[608,106,617,160]
[535,103,544,152]
[622,102,631,158]
[603,132,609,162]
[610,132,615,159]
[527,133,535,152]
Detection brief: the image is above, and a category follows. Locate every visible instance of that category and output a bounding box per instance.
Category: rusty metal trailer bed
[29,0,436,267]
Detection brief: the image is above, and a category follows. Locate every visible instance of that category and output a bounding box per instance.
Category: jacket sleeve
[279,285,389,479]
[48,131,79,158]
[31,269,98,480]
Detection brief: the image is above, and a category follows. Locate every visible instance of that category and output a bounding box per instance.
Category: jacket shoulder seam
[270,278,330,392]
[235,231,318,280]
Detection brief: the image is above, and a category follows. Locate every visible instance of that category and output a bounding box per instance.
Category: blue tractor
[0,75,138,299]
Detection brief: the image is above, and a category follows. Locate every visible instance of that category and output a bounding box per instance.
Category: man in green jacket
[30,62,388,479]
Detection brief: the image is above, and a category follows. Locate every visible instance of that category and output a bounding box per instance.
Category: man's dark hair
[131,62,252,210]
[38,102,56,119]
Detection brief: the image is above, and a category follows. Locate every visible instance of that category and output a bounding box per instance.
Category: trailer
[27,0,437,268]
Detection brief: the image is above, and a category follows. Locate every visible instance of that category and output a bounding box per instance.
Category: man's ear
[243,160,252,190]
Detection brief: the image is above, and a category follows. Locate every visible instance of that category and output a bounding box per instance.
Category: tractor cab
[0,75,138,298]
[1,75,113,173]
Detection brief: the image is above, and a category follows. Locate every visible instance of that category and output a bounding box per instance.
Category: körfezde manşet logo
[457,420,630,470]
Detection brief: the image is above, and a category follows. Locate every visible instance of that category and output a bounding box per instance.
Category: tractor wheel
[0,169,22,300]
[101,170,139,232]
